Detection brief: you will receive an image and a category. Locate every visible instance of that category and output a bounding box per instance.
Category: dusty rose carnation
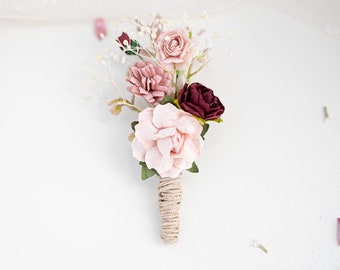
[126,61,173,105]
[155,29,197,71]
[132,103,203,178]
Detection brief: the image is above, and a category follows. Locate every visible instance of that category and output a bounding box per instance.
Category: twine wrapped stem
[158,175,182,244]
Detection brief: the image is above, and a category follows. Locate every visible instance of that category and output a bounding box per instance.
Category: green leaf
[139,162,158,180]
[124,40,140,55]
[200,123,210,140]
[187,162,199,173]
[125,50,136,55]
[160,95,173,105]
[173,99,181,109]
[131,121,139,131]
[189,30,193,39]
[131,39,140,48]
[212,118,223,123]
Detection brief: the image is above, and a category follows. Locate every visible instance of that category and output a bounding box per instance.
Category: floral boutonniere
[100,15,225,244]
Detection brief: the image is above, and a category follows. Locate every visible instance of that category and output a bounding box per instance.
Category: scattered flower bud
[94,18,107,40]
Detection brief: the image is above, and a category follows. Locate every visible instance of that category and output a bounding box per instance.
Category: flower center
[171,132,184,154]
[169,39,179,50]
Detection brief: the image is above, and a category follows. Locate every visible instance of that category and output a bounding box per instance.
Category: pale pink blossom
[155,29,198,71]
[126,61,174,105]
[132,103,203,178]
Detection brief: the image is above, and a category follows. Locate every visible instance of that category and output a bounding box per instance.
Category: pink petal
[151,90,166,97]
[153,75,162,84]
[177,114,202,136]
[157,137,173,158]
[152,104,180,128]
[160,166,182,178]
[156,127,176,138]
[135,121,157,149]
[173,157,192,170]
[145,146,173,174]
[131,139,146,162]
[129,77,142,86]
[138,108,153,123]
[94,18,107,40]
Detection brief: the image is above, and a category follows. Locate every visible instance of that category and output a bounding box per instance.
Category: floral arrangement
[100,15,225,244]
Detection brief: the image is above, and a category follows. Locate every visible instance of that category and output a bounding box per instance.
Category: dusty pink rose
[132,103,204,178]
[126,61,174,105]
[155,29,197,71]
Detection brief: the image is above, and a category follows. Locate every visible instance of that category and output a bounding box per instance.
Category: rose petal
[134,121,157,149]
[177,115,203,135]
[159,166,182,178]
[131,139,146,162]
[157,137,173,158]
[145,146,173,174]
[152,103,180,128]
[138,108,153,122]
[156,127,176,138]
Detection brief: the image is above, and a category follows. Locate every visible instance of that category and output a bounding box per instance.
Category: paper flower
[116,32,131,48]
[126,61,174,105]
[132,103,203,178]
[155,29,197,71]
[99,15,226,244]
[178,83,225,121]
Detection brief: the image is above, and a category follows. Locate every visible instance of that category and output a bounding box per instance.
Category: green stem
[187,60,211,81]
[186,63,193,83]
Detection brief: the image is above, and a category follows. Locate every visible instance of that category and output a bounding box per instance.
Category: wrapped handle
[158,175,182,244]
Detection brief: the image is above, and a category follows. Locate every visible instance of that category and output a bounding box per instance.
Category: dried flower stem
[186,59,211,82]
[114,100,141,112]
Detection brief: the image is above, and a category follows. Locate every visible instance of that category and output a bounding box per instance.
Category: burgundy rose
[178,83,225,121]
[116,32,140,56]
[116,32,131,49]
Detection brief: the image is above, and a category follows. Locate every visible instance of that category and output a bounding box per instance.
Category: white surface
[1,0,340,40]
[1,2,340,270]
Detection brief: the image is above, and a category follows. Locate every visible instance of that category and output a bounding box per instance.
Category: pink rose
[126,61,174,105]
[132,103,203,178]
[155,29,197,71]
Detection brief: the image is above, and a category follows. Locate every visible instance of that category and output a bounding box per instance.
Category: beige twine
[158,175,182,244]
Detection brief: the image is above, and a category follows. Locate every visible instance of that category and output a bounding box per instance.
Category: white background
[1,1,340,269]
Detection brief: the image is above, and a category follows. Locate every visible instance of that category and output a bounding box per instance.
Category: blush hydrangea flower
[132,103,203,178]
[126,61,174,105]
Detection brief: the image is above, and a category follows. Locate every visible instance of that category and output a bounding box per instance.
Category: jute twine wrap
[158,175,182,244]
